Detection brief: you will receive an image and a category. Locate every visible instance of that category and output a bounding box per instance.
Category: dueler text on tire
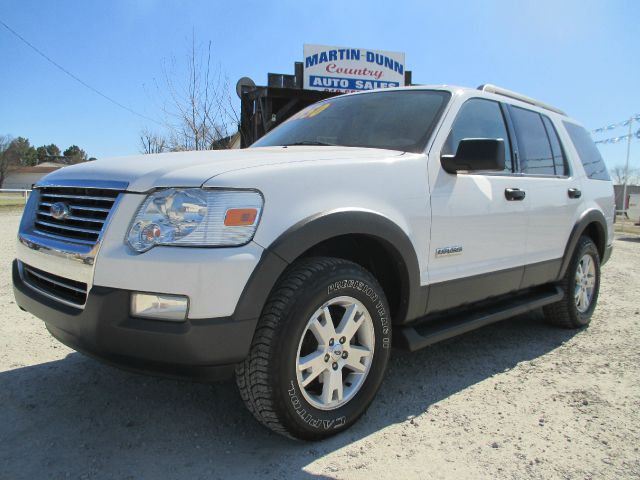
[235,257,391,440]
[544,236,601,328]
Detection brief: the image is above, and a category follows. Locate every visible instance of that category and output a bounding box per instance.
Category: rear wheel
[236,257,391,440]
[544,236,601,328]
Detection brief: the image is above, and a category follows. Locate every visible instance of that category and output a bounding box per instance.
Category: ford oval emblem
[50,202,70,220]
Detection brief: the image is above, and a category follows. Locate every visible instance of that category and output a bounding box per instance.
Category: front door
[426,97,527,313]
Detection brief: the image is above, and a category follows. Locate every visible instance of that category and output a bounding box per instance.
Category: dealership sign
[303,44,406,93]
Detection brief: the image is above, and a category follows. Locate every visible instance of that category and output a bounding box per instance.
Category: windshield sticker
[291,103,331,121]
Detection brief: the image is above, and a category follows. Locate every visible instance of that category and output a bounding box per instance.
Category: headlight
[127,189,263,252]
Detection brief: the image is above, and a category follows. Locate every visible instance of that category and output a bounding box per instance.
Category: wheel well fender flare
[557,209,607,280]
[232,210,425,324]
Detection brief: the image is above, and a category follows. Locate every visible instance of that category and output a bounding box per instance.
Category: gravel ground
[1,208,639,480]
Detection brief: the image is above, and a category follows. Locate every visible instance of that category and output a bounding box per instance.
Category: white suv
[13,85,614,440]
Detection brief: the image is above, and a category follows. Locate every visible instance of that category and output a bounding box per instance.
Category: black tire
[235,257,391,440]
[543,236,601,328]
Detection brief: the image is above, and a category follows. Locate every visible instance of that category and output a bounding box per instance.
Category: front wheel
[236,257,391,440]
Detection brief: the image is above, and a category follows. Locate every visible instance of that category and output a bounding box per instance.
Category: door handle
[568,188,582,199]
[505,188,526,201]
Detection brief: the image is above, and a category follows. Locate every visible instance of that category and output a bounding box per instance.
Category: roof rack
[477,84,567,116]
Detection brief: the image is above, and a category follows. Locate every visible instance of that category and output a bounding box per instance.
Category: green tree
[0,134,15,188]
[35,146,47,164]
[36,143,62,164]
[63,145,88,164]
[7,137,37,166]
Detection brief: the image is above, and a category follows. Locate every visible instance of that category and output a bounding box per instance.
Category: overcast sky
[0,0,638,170]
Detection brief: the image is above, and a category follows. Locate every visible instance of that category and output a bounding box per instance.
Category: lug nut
[332,362,338,370]
[342,351,348,359]
[324,354,330,362]
[329,338,334,346]
[339,336,346,344]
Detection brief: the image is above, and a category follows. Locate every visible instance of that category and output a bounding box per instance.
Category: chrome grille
[35,187,120,245]
[22,263,88,307]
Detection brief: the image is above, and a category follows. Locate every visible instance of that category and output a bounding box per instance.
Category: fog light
[131,292,188,321]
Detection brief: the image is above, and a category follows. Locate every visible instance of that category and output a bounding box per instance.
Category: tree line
[0,134,95,187]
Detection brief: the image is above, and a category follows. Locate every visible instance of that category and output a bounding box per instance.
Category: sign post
[622,116,633,214]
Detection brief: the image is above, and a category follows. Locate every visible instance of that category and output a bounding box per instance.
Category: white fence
[0,189,31,207]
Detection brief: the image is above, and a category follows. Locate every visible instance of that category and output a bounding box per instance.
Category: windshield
[252,90,451,153]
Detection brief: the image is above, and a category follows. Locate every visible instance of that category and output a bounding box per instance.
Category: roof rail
[477,84,567,116]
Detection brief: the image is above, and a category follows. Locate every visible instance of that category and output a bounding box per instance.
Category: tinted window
[563,122,611,181]
[510,106,555,175]
[252,90,451,153]
[443,98,512,172]
[542,116,568,176]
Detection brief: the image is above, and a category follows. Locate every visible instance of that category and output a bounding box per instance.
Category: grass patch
[0,193,28,210]
[0,199,26,207]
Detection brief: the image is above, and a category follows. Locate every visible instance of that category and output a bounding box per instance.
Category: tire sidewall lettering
[328,279,391,341]
[287,381,346,430]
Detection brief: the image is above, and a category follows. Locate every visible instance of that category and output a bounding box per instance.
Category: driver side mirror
[440,138,505,174]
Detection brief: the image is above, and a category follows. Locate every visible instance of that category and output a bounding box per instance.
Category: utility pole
[622,117,633,214]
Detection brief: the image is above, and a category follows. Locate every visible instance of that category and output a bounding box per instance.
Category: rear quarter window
[563,122,611,181]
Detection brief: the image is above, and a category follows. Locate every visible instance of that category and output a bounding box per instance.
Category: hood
[38,146,404,192]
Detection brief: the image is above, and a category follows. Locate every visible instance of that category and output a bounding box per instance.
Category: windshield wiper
[285,140,336,147]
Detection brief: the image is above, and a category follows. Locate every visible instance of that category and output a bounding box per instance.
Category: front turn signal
[224,208,258,226]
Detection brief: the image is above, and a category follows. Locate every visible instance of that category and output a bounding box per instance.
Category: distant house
[614,184,640,211]
[3,162,66,189]
[210,132,241,149]
[229,132,241,149]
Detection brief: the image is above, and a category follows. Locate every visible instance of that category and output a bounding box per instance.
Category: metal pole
[621,117,633,216]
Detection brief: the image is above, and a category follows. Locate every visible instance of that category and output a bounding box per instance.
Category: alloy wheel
[574,253,596,313]
[295,296,375,411]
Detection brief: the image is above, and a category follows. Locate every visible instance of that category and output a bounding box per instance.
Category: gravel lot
[1,208,639,479]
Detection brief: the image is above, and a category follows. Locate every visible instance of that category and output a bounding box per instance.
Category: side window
[542,116,568,176]
[443,98,513,172]
[563,122,611,181]
[509,106,555,175]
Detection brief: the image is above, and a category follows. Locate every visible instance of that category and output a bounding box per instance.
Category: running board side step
[395,286,564,352]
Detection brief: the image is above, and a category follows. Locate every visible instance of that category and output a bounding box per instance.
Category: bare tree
[143,33,238,153]
[139,128,167,154]
[610,165,640,185]
[0,134,15,188]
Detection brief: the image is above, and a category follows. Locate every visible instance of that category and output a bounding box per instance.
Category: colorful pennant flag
[592,115,640,134]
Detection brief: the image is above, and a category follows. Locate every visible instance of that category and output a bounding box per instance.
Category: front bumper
[13,260,257,381]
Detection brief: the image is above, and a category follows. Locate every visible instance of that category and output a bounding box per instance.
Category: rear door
[505,105,580,287]
[426,97,527,313]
